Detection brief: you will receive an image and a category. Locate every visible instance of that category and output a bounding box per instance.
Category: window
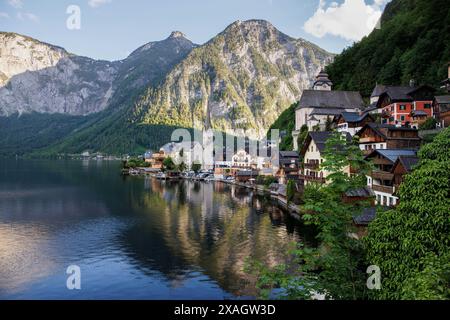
[383,196,387,205]
[424,103,431,109]
[400,115,405,121]
[377,195,381,204]
[389,197,394,206]
[399,105,406,110]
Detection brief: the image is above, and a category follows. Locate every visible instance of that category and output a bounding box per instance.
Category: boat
[155,172,167,180]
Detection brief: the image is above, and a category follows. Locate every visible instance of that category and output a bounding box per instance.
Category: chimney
[409,79,416,88]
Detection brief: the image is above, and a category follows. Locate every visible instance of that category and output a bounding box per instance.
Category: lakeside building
[334,112,375,136]
[275,151,300,185]
[231,149,257,169]
[356,123,421,155]
[375,84,435,128]
[214,149,273,179]
[160,141,204,168]
[433,95,450,128]
[292,71,364,150]
[299,131,352,185]
[365,149,418,207]
[441,62,450,93]
[147,151,166,170]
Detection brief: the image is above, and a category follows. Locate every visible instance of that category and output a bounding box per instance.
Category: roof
[435,95,450,104]
[365,149,417,163]
[297,90,364,110]
[382,86,414,100]
[410,110,428,117]
[310,108,346,116]
[353,207,377,226]
[338,112,373,123]
[375,85,436,107]
[277,184,287,197]
[302,131,352,154]
[394,155,419,172]
[345,187,375,198]
[313,70,333,87]
[280,151,299,158]
[371,85,387,98]
[357,123,419,140]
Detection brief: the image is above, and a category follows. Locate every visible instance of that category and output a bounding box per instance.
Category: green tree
[325,116,333,131]
[365,128,450,300]
[248,132,372,300]
[286,180,296,204]
[419,117,437,130]
[191,162,202,173]
[178,161,187,172]
[297,125,309,152]
[162,157,176,171]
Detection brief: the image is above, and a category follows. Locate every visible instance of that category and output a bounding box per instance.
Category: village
[125,63,450,230]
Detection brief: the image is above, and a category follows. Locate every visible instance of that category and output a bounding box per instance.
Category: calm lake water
[0,159,314,300]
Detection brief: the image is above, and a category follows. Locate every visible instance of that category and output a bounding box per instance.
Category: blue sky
[0,0,390,61]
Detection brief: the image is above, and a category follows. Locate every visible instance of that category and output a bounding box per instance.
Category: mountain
[0,20,333,156]
[0,31,196,156]
[132,20,333,137]
[109,31,196,109]
[326,0,450,97]
[0,32,118,116]
[0,31,196,117]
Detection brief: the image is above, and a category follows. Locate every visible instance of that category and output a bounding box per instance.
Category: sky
[0,0,390,61]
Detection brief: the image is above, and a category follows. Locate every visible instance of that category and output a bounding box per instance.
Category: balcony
[371,170,394,181]
[381,110,391,119]
[303,162,319,170]
[372,184,394,194]
[299,174,326,184]
[359,137,379,143]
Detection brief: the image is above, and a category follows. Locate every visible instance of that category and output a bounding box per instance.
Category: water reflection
[0,160,315,299]
[122,179,314,296]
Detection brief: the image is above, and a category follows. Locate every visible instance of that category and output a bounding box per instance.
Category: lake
[0,159,314,299]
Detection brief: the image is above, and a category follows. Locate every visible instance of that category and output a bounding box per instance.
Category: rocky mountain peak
[169,31,186,39]
[220,19,292,46]
[0,32,69,87]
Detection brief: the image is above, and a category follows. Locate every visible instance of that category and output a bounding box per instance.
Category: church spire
[313,69,333,91]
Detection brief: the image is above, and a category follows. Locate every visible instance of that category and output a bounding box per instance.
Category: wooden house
[356,123,421,155]
[334,112,375,136]
[365,149,417,207]
[433,95,450,128]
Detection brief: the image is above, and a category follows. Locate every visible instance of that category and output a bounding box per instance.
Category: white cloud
[0,12,10,19]
[304,0,389,41]
[88,0,112,8]
[17,12,39,23]
[7,0,23,9]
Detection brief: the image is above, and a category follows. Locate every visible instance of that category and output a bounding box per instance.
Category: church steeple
[313,69,333,91]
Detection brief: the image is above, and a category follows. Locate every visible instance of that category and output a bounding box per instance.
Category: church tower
[313,69,333,91]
